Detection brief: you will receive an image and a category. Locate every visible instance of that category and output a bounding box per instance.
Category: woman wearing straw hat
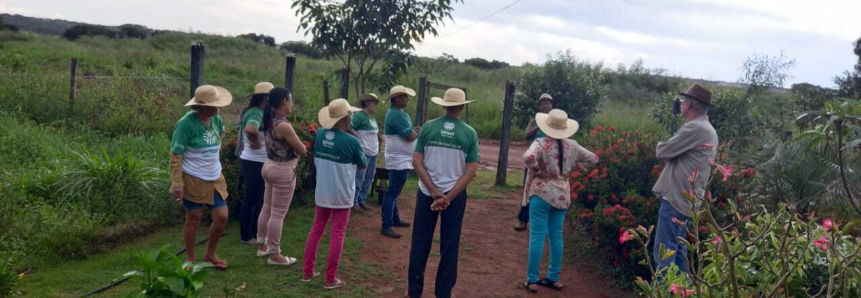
[303,98,367,289]
[236,82,275,246]
[514,93,555,232]
[169,85,233,270]
[347,93,381,212]
[255,87,307,266]
[408,88,479,298]
[520,109,598,293]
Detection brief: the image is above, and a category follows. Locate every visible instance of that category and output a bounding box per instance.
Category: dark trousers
[381,169,409,230]
[408,190,468,298]
[518,168,530,223]
[239,159,265,241]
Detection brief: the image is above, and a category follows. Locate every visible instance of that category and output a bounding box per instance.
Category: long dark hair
[261,88,291,132]
[241,94,267,115]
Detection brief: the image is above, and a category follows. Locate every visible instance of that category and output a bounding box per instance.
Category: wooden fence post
[496,81,516,186]
[463,87,470,123]
[322,80,331,105]
[68,58,77,108]
[339,68,349,100]
[190,41,204,98]
[284,55,296,100]
[416,75,428,126]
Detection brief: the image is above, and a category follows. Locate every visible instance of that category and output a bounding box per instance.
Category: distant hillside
[0,13,102,36]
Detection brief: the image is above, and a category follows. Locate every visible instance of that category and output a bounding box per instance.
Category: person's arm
[573,142,600,170]
[277,122,308,157]
[244,124,261,150]
[395,114,419,141]
[413,152,444,199]
[432,163,478,211]
[522,138,543,172]
[403,130,418,141]
[655,124,703,160]
[169,153,184,201]
[525,120,540,140]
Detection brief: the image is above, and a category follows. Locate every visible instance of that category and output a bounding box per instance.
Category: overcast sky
[2,0,859,87]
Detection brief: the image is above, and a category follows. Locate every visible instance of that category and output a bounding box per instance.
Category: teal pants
[527,195,566,283]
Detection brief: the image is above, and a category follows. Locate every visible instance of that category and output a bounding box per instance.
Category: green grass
[594,100,664,134]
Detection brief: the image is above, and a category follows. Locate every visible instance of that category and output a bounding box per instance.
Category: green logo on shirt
[204,130,219,145]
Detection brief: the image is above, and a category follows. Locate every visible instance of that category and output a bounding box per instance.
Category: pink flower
[671,217,686,226]
[669,284,696,297]
[687,168,699,183]
[716,164,733,182]
[822,218,834,231]
[711,236,722,244]
[814,235,829,252]
[618,230,634,244]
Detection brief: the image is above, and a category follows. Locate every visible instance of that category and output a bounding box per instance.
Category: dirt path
[349,188,631,298]
[478,139,528,170]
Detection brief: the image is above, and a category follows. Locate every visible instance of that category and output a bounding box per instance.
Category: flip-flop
[203,258,228,270]
[520,281,538,294]
[324,279,346,290]
[301,272,320,282]
[537,278,564,290]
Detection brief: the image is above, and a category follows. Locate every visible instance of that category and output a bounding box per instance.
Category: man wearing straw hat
[303,98,367,289]
[381,85,419,239]
[408,88,479,298]
[169,85,233,270]
[348,93,381,213]
[652,83,718,277]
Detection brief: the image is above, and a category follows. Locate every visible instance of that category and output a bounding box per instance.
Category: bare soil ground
[478,139,528,170]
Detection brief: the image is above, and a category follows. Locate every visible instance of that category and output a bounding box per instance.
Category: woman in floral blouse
[521,109,598,293]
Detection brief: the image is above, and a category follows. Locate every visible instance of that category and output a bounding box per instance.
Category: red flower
[571,171,582,179]
[717,202,726,208]
[587,194,595,201]
[590,130,598,137]
[618,230,634,244]
[596,125,604,131]
[814,235,829,252]
[609,127,617,132]
[699,226,709,234]
[822,218,834,231]
[302,140,312,150]
[670,284,696,297]
[711,236,722,244]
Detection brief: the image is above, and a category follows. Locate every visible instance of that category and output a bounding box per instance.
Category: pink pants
[257,158,298,254]
[303,206,351,284]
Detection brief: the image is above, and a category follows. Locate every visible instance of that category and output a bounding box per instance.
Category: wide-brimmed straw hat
[538,93,553,103]
[358,93,381,104]
[318,98,362,129]
[384,85,416,103]
[536,109,580,139]
[431,88,474,107]
[253,82,275,95]
[185,85,233,107]
[678,84,712,106]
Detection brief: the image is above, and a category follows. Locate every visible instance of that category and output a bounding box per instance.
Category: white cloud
[0,2,31,14]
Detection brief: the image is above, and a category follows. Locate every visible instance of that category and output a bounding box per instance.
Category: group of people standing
[168,77,717,296]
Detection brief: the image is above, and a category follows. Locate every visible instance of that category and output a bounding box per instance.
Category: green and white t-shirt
[414,116,479,196]
[239,107,267,163]
[314,128,368,209]
[350,110,379,157]
[171,111,225,181]
[384,107,416,170]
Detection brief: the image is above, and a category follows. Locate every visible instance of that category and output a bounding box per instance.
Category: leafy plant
[0,259,23,298]
[121,245,214,298]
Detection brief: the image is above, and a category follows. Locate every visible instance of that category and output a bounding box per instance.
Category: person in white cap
[303,98,367,290]
[520,109,598,293]
[236,82,274,245]
[381,85,418,239]
[348,93,381,212]
[169,85,233,270]
[515,93,555,232]
[408,88,479,298]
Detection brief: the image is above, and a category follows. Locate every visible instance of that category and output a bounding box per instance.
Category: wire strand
[438,0,527,39]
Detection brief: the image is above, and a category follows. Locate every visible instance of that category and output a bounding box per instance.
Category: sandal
[521,281,538,294]
[324,279,346,290]
[203,257,228,270]
[537,278,564,290]
[301,272,320,282]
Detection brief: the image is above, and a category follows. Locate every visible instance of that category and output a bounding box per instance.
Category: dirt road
[349,187,631,298]
[478,139,528,170]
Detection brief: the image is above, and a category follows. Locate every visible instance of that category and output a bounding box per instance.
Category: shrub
[238,33,276,47]
[118,24,152,39]
[63,24,116,40]
[464,57,509,70]
[279,41,323,58]
[515,50,604,129]
[122,245,214,297]
[0,257,23,298]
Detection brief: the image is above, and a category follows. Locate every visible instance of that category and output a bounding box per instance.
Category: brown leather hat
[678,84,712,106]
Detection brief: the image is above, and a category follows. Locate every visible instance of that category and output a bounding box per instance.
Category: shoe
[381,228,401,239]
[360,204,374,211]
[267,255,297,266]
[394,221,411,228]
[301,272,320,282]
[514,221,528,232]
[324,279,346,290]
[240,238,259,246]
[257,249,277,257]
[351,205,363,213]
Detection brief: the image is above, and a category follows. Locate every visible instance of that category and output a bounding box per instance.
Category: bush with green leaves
[122,245,214,298]
[0,258,23,298]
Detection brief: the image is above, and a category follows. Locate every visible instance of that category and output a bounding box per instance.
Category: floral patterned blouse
[523,137,599,209]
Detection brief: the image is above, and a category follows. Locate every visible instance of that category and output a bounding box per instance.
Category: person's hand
[171,186,184,202]
[413,126,422,133]
[430,189,445,201]
[536,171,556,180]
[430,198,449,212]
[249,141,261,150]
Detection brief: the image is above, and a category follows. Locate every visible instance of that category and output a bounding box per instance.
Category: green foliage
[63,24,116,40]
[237,33,275,47]
[834,36,861,99]
[603,59,683,104]
[118,24,152,39]
[515,50,604,129]
[122,245,214,298]
[280,41,322,59]
[0,258,23,298]
[748,138,833,213]
[463,57,509,70]
[739,51,795,92]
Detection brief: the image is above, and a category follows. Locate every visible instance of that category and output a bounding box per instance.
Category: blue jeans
[381,169,409,230]
[354,154,377,206]
[653,199,690,275]
[182,192,227,210]
[527,196,566,283]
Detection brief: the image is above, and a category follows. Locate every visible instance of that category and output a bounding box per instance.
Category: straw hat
[358,93,381,104]
[253,82,275,95]
[318,98,362,129]
[535,109,580,139]
[384,85,416,103]
[185,85,233,107]
[538,93,553,103]
[431,88,474,107]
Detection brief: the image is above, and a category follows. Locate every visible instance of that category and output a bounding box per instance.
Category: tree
[739,51,795,94]
[0,16,19,32]
[280,41,323,59]
[238,33,276,47]
[438,53,459,64]
[834,36,861,99]
[292,0,460,97]
[515,50,604,129]
[62,24,115,40]
[118,24,151,39]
